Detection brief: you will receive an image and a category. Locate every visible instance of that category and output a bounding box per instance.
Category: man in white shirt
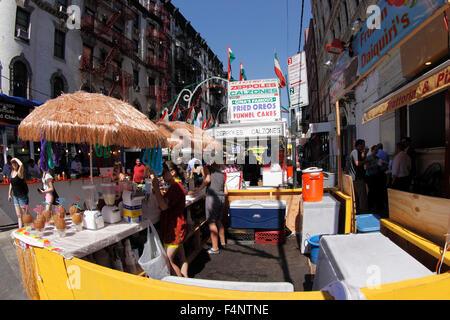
[26,159,41,180]
[392,142,411,192]
[71,156,83,176]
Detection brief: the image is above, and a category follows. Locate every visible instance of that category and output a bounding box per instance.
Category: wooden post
[89,145,93,184]
[335,101,342,191]
[445,89,450,198]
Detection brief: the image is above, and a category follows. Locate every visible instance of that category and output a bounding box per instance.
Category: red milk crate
[255,229,286,244]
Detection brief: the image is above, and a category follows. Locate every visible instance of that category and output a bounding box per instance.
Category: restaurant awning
[0,93,44,126]
[362,60,450,124]
[0,93,43,108]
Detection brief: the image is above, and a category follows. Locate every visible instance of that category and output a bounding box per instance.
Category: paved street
[0,226,28,300]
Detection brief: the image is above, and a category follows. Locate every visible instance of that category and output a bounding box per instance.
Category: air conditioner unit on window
[16,28,28,40]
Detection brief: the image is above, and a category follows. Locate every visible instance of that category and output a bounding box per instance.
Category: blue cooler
[229,200,286,229]
[356,214,381,233]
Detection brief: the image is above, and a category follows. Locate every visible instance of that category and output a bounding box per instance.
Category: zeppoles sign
[362,63,450,123]
[228,79,281,122]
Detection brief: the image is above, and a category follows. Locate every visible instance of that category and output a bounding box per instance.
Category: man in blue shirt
[376,143,389,215]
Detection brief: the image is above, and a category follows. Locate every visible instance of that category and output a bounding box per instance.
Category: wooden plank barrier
[388,189,450,247]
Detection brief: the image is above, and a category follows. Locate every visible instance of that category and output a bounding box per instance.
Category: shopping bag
[142,180,161,224]
[138,223,170,280]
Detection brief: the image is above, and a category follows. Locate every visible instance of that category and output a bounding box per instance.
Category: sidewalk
[0,227,29,300]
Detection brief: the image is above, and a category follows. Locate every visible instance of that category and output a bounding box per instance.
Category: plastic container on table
[302,167,323,202]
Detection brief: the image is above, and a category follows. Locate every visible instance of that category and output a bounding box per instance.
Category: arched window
[12,61,28,98]
[52,76,65,98]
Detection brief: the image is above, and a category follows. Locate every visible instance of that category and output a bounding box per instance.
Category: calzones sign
[228,79,281,122]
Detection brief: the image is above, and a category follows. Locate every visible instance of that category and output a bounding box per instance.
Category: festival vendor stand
[9,90,450,300]
[12,91,169,298]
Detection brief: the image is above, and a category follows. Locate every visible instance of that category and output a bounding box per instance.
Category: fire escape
[80,0,135,100]
[145,3,171,112]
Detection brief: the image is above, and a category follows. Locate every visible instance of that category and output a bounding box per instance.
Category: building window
[52,76,65,98]
[133,70,139,87]
[15,7,30,40]
[133,38,139,53]
[133,13,140,29]
[54,29,66,59]
[12,61,28,98]
[344,1,349,27]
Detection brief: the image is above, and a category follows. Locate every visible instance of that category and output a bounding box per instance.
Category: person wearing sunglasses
[151,161,188,278]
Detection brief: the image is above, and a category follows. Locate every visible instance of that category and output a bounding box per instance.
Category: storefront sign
[213,123,285,140]
[0,104,32,126]
[287,52,309,108]
[330,0,447,103]
[362,62,450,123]
[228,79,281,122]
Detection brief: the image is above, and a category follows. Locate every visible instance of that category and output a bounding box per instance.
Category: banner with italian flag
[227,45,235,82]
[159,107,169,121]
[202,115,212,130]
[211,116,218,128]
[240,62,247,81]
[274,51,286,88]
[194,110,203,128]
[171,105,179,121]
[185,105,195,124]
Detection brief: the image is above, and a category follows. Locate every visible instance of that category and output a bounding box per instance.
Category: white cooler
[312,233,433,292]
[300,193,340,254]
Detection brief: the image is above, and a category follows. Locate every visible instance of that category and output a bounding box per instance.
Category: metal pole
[335,101,342,191]
[89,144,93,184]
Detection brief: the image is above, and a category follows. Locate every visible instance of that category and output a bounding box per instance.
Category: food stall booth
[7,83,450,299]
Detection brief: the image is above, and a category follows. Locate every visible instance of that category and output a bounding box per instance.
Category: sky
[171,0,313,122]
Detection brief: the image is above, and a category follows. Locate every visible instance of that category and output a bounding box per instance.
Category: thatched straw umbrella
[156,121,221,151]
[18,91,167,182]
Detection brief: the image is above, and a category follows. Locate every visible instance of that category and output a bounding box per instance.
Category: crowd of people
[349,137,416,217]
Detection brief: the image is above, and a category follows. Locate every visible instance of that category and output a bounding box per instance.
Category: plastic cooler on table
[312,233,433,292]
[302,167,324,202]
[356,214,381,233]
[300,193,340,254]
[229,200,286,230]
